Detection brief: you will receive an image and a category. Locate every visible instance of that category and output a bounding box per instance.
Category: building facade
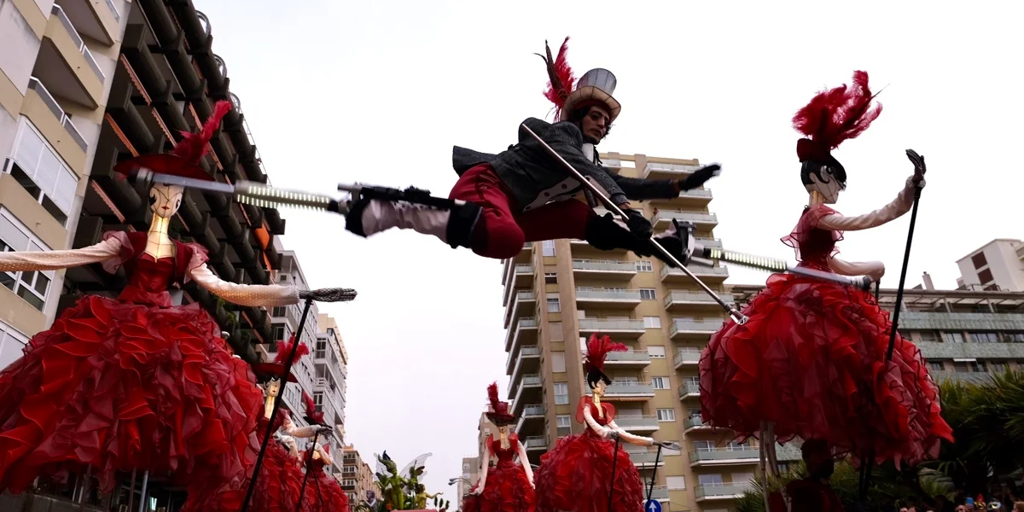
[342,444,379,505]
[956,239,1024,292]
[501,153,789,512]
[315,312,349,475]
[458,456,480,503]
[0,0,129,365]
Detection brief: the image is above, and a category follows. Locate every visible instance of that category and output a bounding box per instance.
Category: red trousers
[449,164,596,259]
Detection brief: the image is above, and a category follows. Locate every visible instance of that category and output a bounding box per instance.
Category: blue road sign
[645,499,662,512]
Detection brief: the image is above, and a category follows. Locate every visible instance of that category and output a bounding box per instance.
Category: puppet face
[149,182,184,218]
[498,424,508,436]
[805,165,846,204]
[592,379,608,397]
[266,378,282,397]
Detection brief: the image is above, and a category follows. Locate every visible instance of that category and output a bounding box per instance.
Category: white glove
[471,485,483,496]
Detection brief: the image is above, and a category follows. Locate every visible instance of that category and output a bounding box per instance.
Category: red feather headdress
[485,382,516,426]
[584,333,627,375]
[536,37,576,121]
[253,335,309,382]
[302,391,324,425]
[792,71,882,163]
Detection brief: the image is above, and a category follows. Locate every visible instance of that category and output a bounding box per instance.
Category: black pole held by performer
[886,150,927,361]
[606,434,620,512]
[296,430,321,512]
[645,444,664,504]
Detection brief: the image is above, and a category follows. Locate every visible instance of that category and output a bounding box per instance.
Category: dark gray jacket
[452,117,677,213]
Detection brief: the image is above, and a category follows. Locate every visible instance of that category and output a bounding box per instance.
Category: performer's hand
[906,149,926,186]
[678,164,722,191]
[623,209,652,239]
[471,486,483,495]
[316,425,333,435]
[656,441,681,451]
[299,288,358,303]
[603,428,620,440]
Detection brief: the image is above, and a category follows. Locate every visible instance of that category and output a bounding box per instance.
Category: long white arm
[829,256,885,281]
[515,439,534,486]
[582,405,612,438]
[0,237,122,272]
[816,177,921,232]
[189,262,299,307]
[281,414,320,439]
[607,420,655,446]
[473,447,491,494]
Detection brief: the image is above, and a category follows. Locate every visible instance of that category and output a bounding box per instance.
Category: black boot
[650,219,697,268]
[584,213,656,256]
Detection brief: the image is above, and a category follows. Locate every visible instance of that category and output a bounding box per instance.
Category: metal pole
[606,435,620,512]
[137,471,149,512]
[296,430,321,512]
[241,298,315,512]
[127,469,136,512]
[520,124,747,325]
[645,444,663,503]
[886,185,923,361]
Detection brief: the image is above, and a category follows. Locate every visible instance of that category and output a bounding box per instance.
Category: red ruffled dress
[698,205,953,465]
[535,397,642,512]
[0,231,263,492]
[462,433,535,512]
[302,453,351,512]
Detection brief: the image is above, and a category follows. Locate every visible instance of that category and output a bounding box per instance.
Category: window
[969,332,999,343]
[1008,333,1024,343]
[928,361,944,372]
[548,322,563,342]
[271,323,285,341]
[666,476,686,490]
[272,306,287,317]
[978,268,994,285]
[315,339,327,359]
[988,361,1010,373]
[652,377,669,390]
[7,120,79,226]
[639,288,656,300]
[556,414,571,428]
[544,272,557,283]
[643,316,662,329]
[0,209,54,311]
[953,361,983,373]
[698,474,723,486]
[971,251,988,270]
[693,440,713,452]
[551,351,566,373]
[647,346,666,359]
[944,332,964,343]
[656,408,675,421]
[554,382,569,405]
[732,472,755,485]
[542,240,555,256]
[343,479,357,487]
[0,321,29,370]
[688,408,701,419]
[635,260,653,272]
[547,294,560,313]
[919,330,940,342]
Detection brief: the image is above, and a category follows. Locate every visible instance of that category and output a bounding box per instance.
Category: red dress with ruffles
[535,397,643,512]
[462,433,535,512]
[698,205,953,466]
[301,453,351,512]
[0,231,263,493]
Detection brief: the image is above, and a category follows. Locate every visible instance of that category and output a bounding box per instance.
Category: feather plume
[487,382,500,412]
[536,37,575,112]
[584,333,628,373]
[171,100,232,164]
[302,391,324,424]
[792,71,882,157]
[273,335,309,365]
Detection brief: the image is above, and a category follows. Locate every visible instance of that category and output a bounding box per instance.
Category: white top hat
[562,68,621,122]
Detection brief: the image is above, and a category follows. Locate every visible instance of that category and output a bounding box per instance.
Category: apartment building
[457,456,480,502]
[500,153,796,512]
[314,312,349,474]
[342,444,379,505]
[0,0,128,365]
[956,239,1024,292]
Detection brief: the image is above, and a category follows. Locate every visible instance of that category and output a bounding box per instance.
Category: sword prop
[694,246,873,290]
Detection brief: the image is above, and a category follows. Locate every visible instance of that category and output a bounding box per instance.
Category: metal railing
[660,264,729,279]
[515,263,534,274]
[612,416,659,430]
[689,446,759,463]
[650,211,719,225]
[604,350,652,363]
[572,259,638,273]
[578,318,645,332]
[684,416,707,429]
[524,436,546,449]
[522,404,545,417]
[674,348,701,366]
[670,319,724,337]
[27,78,87,151]
[665,290,734,307]
[575,288,643,301]
[600,382,655,396]
[51,6,104,80]
[695,482,754,499]
[643,161,702,175]
[521,374,542,387]
[678,382,700,397]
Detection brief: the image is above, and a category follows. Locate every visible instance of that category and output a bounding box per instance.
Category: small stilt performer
[297,391,350,512]
[463,383,536,512]
[535,334,678,512]
[697,72,954,498]
[342,37,721,263]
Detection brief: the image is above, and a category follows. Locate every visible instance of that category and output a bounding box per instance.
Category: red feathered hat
[584,333,627,377]
[538,38,620,122]
[792,71,882,163]
[485,382,516,426]
[113,100,233,181]
[253,336,309,383]
[302,391,325,425]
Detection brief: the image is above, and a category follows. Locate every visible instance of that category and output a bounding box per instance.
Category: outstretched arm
[515,440,534,486]
[829,256,885,281]
[608,174,679,200]
[281,414,320,439]
[607,420,655,446]
[0,237,123,272]
[189,263,299,307]
[816,177,921,232]
[473,448,490,494]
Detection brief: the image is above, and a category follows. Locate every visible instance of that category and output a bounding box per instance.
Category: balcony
[649,486,669,502]
[578,318,647,339]
[665,290,735,312]
[572,259,638,281]
[660,264,730,284]
[612,416,659,433]
[512,374,542,413]
[930,371,996,386]
[684,416,711,432]
[515,404,545,434]
[55,0,121,45]
[524,436,547,451]
[670,319,724,340]
[678,381,700,400]
[38,5,105,109]
[689,446,759,467]
[503,262,534,306]
[695,482,754,501]
[25,78,87,167]
[603,349,652,368]
[575,288,643,309]
[504,316,538,353]
[594,382,655,401]
[674,347,702,368]
[627,449,665,468]
[899,311,1024,332]
[642,161,703,179]
[916,341,1024,360]
[650,211,719,230]
[504,291,536,329]
[509,346,541,385]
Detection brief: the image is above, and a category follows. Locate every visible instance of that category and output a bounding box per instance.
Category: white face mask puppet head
[801,159,847,205]
[149,179,184,219]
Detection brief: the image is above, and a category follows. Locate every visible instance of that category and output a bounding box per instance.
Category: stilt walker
[534,334,678,512]
[0,101,341,497]
[296,392,350,512]
[462,383,535,512]
[695,72,953,510]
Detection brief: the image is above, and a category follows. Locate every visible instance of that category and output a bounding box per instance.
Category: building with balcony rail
[955,239,1024,292]
[0,0,129,365]
[314,312,349,475]
[343,444,379,505]
[458,456,480,503]
[497,152,781,512]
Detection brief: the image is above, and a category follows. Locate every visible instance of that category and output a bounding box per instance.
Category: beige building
[0,0,128,365]
[457,455,480,504]
[342,444,379,505]
[501,152,794,512]
[955,239,1024,292]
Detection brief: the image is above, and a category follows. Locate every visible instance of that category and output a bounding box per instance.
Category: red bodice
[103,231,207,307]
[781,205,844,271]
[488,433,520,465]
[576,396,616,427]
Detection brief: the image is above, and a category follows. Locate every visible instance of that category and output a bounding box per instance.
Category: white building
[956,239,1024,292]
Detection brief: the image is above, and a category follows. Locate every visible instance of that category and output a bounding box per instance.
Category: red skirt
[182,435,306,512]
[466,461,535,512]
[699,272,954,465]
[535,431,642,512]
[0,295,263,493]
[305,469,351,512]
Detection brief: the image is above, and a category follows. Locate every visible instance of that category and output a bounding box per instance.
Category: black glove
[678,164,722,191]
[906,149,926,185]
[623,209,652,239]
[299,288,358,302]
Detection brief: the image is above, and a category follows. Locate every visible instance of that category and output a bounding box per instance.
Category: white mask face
[805,165,845,204]
[149,181,184,218]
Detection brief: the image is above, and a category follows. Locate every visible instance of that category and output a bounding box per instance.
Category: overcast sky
[194,0,1022,497]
